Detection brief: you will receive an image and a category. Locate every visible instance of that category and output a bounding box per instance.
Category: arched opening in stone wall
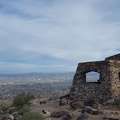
[86,71,100,83]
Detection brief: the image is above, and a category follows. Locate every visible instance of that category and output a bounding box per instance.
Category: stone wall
[105,53,120,60]
[70,57,120,102]
[109,60,120,98]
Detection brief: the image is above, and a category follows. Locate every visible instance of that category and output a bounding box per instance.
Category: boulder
[61,109,74,119]
[70,101,84,110]
[62,115,70,120]
[39,100,47,105]
[92,110,99,115]
[2,114,14,120]
[103,117,120,120]
[77,112,89,120]
[51,109,74,119]
[92,103,102,109]
[14,115,22,120]
[8,114,14,120]
[51,111,63,118]
[83,106,93,114]
[59,100,67,106]
[84,100,96,107]
[11,112,19,116]
[83,106,99,115]
[99,109,112,115]
[42,110,51,119]
[103,99,114,106]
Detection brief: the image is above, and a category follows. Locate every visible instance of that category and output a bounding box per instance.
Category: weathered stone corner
[70,53,120,102]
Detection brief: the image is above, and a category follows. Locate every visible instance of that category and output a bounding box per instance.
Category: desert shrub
[0,102,10,112]
[9,105,30,115]
[18,106,30,115]
[13,92,35,107]
[20,112,43,120]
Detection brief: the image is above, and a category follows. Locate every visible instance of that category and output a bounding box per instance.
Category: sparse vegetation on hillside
[0,101,10,112]
[20,112,43,120]
[13,92,35,107]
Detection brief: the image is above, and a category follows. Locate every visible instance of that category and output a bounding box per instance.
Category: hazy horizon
[0,71,75,74]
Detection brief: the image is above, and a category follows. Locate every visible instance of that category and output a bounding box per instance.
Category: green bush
[20,112,43,120]
[13,92,35,107]
[0,102,10,112]
[9,106,30,115]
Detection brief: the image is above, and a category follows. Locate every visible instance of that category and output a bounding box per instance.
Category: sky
[0,0,120,73]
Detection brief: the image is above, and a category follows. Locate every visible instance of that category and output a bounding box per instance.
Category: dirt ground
[29,99,120,120]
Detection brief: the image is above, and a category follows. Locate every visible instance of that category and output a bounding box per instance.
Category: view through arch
[86,71,100,82]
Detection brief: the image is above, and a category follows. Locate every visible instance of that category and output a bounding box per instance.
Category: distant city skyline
[0,0,120,73]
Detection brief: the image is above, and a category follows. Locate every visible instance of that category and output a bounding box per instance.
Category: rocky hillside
[0,95,120,120]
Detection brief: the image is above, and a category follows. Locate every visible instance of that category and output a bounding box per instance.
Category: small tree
[13,92,35,107]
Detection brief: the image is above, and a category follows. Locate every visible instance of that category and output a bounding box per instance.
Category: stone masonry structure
[70,53,120,102]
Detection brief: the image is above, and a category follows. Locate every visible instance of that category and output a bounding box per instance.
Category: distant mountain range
[0,72,75,77]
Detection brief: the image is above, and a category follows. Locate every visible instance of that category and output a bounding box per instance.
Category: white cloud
[0,0,120,72]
